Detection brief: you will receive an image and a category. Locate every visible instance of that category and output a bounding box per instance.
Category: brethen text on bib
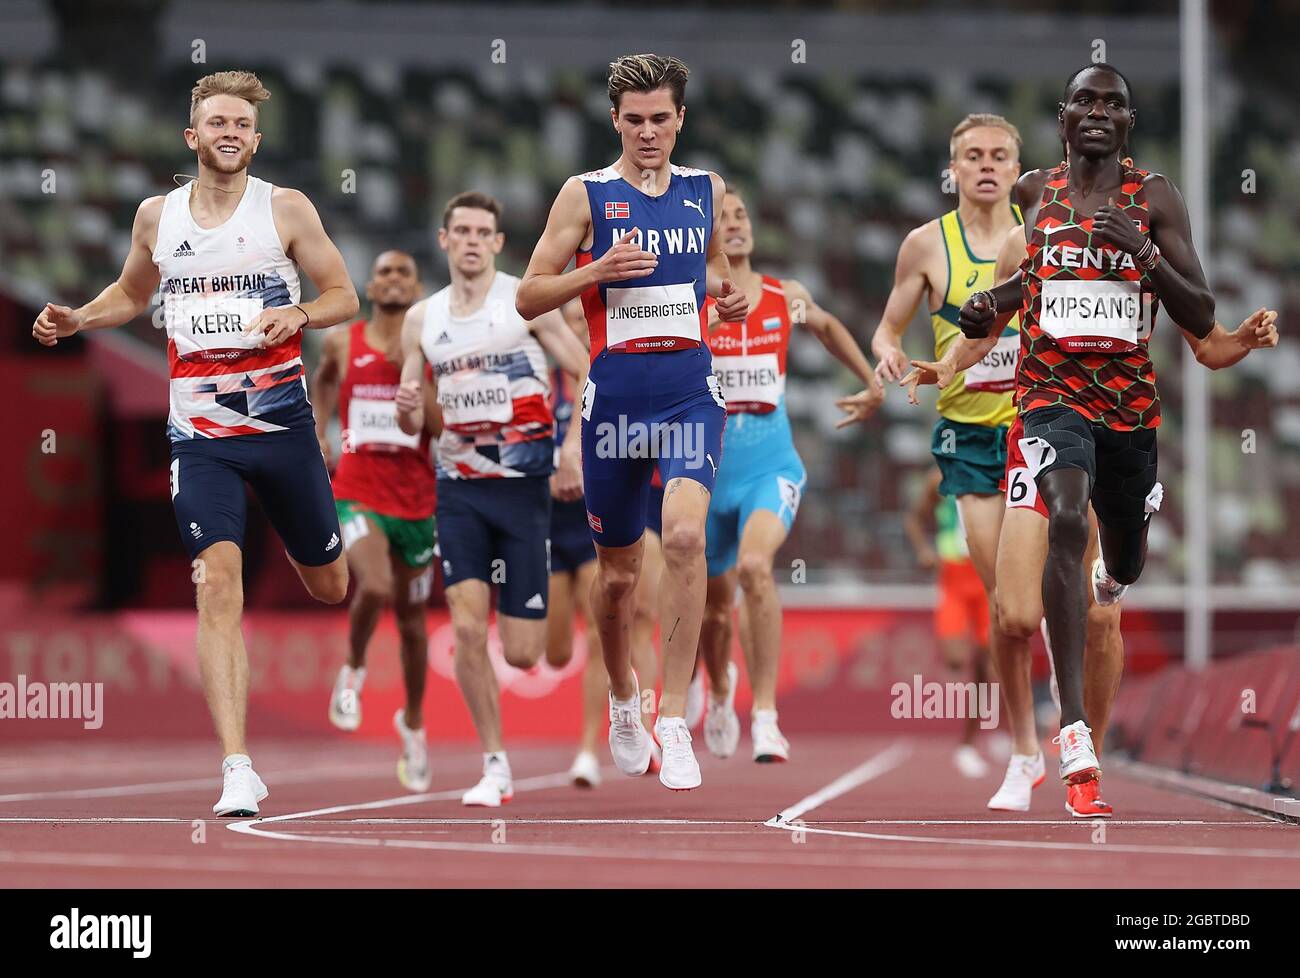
[714,352,782,414]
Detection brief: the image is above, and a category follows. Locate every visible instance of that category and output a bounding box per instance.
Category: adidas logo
[173,240,195,257]
[434,331,452,345]
[326,532,340,551]
[524,593,545,611]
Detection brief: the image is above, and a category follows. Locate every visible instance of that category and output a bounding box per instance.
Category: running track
[1,736,1297,887]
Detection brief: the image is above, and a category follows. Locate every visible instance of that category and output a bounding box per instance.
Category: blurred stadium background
[1,0,1296,787]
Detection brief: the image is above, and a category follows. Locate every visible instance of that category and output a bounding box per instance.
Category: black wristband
[293,304,310,327]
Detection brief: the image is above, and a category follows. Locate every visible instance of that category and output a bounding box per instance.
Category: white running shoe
[987,752,1046,811]
[1090,557,1128,607]
[654,716,702,790]
[569,751,602,789]
[212,760,268,817]
[608,679,652,776]
[703,662,740,758]
[953,744,990,778]
[328,664,365,731]
[751,709,790,763]
[684,669,706,730]
[393,709,431,793]
[462,754,513,807]
[1055,720,1101,782]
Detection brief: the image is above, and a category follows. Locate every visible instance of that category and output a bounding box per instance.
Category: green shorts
[335,499,436,568]
[931,417,1009,498]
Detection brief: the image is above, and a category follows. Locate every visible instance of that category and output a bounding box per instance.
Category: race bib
[166,295,265,359]
[439,371,513,434]
[1004,466,1039,511]
[347,397,420,451]
[964,333,1018,393]
[1039,279,1141,353]
[605,283,701,352]
[713,353,782,413]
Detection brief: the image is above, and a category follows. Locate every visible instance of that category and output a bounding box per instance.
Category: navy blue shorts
[550,497,597,575]
[436,475,552,619]
[580,347,726,549]
[169,425,341,565]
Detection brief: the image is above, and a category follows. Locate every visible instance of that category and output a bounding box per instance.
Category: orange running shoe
[1065,772,1113,818]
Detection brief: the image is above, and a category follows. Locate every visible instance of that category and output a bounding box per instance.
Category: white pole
[1180,0,1211,670]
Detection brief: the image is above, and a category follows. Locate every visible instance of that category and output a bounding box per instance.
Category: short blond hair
[190,70,270,127]
[607,53,689,111]
[949,113,1022,160]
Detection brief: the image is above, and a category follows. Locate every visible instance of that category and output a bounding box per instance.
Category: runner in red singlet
[956,64,1278,816]
[312,250,439,792]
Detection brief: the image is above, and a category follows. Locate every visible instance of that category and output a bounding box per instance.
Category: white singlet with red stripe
[153,176,308,441]
[421,271,554,480]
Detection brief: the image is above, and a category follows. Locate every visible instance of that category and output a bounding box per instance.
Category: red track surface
[2,736,1297,888]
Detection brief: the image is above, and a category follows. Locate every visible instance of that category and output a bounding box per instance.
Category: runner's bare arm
[705,173,747,323]
[531,307,589,382]
[870,222,935,383]
[1183,308,1278,369]
[783,278,883,426]
[531,305,589,500]
[559,297,590,349]
[902,466,943,571]
[32,197,163,346]
[518,178,655,320]
[254,188,358,348]
[311,328,345,464]
[396,300,430,437]
[1093,174,1214,339]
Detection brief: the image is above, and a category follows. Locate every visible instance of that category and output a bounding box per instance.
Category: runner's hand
[32,303,82,347]
[1091,196,1146,255]
[317,435,333,469]
[552,445,583,502]
[591,229,657,283]
[874,348,910,385]
[900,358,954,405]
[245,305,308,347]
[394,378,422,419]
[715,279,749,324]
[834,387,883,428]
[1239,308,1279,350]
[958,293,996,339]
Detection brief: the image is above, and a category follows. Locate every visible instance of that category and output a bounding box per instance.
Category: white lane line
[241,771,576,827]
[764,820,1300,860]
[0,817,191,824]
[0,762,406,804]
[767,741,912,825]
[0,816,1276,827]
[265,817,1274,828]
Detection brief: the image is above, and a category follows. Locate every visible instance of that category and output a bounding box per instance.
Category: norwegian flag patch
[605,201,630,220]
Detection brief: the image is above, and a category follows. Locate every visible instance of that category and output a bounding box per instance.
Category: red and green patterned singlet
[1016,161,1161,431]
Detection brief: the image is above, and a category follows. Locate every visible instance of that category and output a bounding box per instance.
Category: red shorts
[1000,415,1049,518]
[935,558,990,646]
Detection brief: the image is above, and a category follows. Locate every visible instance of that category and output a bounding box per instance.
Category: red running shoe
[1065,773,1113,818]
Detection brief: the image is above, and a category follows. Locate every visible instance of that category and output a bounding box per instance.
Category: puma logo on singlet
[683,198,705,220]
